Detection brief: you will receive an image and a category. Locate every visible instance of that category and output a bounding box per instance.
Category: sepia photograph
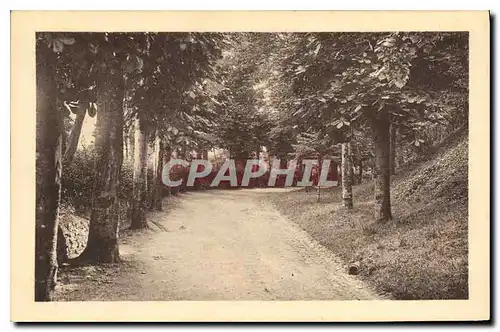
[11,11,490,322]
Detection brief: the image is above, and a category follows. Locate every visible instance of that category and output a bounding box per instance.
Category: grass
[267,135,468,300]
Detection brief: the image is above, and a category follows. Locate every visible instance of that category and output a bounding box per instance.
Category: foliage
[52,31,468,220]
[62,147,133,217]
[283,32,468,148]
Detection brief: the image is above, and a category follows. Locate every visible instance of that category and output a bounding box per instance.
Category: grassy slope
[267,133,468,300]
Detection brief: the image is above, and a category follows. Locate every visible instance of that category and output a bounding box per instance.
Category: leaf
[63,101,73,115]
[393,78,406,89]
[59,37,76,45]
[295,66,306,75]
[370,66,385,78]
[52,39,64,53]
[336,122,344,129]
[135,56,144,71]
[330,119,341,126]
[407,96,417,103]
[87,102,97,118]
[124,55,144,74]
[313,43,321,57]
[353,105,362,113]
[89,43,98,54]
[293,108,304,116]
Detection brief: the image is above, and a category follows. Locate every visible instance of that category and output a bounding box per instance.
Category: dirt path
[56,189,379,301]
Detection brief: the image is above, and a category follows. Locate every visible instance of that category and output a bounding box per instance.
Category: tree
[35,33,67,301]
[151,134,165,210]
[341,142,353,209]
[292,131,338,201]
[282,32,467,222]
[390,123,397,175]
[76,33,142,262]
[84,68,124,262]
[130,112,149,228]
[136,33,227,207]
[369,107,392,220]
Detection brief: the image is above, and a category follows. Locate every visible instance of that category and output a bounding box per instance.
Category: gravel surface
[56,189,379,301]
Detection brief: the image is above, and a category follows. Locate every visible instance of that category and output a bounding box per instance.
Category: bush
[62,147,134,219]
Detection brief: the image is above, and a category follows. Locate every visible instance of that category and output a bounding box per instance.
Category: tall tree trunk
[396,127,404,169]
[203,150,208,160]
[35,50,62,301]
[124,128,129,161]
[130,114,149,229]
[128,125,135,164]
[390,123,397,175]
[351,164,356,185]
[152,135,164,211]
[79,70,124,263]
[341,142,353,209]
[63,108,86,167]
[317,155,322,202]
[163,145,172,197]
[371,156,376,180]
[358,159,363,184]
[256,144,260,160]
[370,108,392,222]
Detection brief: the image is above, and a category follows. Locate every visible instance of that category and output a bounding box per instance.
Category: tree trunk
[370,109,392,222]
[396,127,404,169]
[163,145,172,165]
[370,154,376,181]
[128,125,135,163]
[124,128,129,162]
[163,145,172,197]
[152,135,164,211]
[351,164,356,185]
[63,108,86,167]
[341,142,353,209]
[79,69,124,263]
[279,156,288,169]
[317,155,322,202]
[178,147,185,160]
[256,144,260,160]
[390,123,396,175]
[203,150,208,160]
[358,160,363,184]
[35,50,62,301]
[130,114,149,229]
